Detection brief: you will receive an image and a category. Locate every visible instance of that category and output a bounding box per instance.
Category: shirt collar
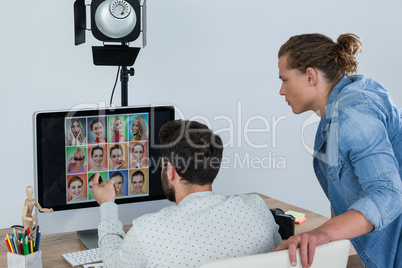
[321,76,352,131]
[314,76,352,153]
[178,191,214,205]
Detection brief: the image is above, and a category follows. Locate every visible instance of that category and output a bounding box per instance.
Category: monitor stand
[77,229,99,249]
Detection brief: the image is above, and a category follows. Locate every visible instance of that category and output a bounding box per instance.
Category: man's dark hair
[159,120,223,185]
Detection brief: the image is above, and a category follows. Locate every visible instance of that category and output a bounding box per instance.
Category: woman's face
[92,149,104,167]
[132,145,144,162]
[131,120,139,135]
[114,119,124,133]
[131,175,144,193]
[74,152,85,165]
[111,149,124,167]
[88,181,94,193]
[92,122,104,138]
[278,55,317,114]
[114,176,124,193]
[69,180,83,198]
[71,122,81,137]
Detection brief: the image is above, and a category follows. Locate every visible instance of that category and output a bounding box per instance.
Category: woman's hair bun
[335,33,363,75]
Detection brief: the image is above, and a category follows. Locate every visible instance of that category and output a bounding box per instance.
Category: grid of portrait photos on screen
[65,113,150,203]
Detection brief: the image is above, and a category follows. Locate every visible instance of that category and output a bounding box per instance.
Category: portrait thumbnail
[129,169,149,196]
[66,146,87,174]
[88,116,108,144]
[129,114,148,141]
[129,141,149,169]
[109,170,128,197]
[87,172,108,200]
[65,118,87,146]
[67,174,88,203]
[108,115,128,143]
[108,143,128,170]
[88,144,108,172]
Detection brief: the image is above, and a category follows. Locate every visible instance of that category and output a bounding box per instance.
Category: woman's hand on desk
[93,173,118,205]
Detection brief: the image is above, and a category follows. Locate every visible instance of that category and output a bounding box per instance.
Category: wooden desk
[0,193,364,268]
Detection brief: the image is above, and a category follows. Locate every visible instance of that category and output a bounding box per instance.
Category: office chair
[198,239,351,268]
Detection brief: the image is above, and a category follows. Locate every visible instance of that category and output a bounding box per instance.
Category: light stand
[121,66,135,106]
[73,0,145,247]
[91,43,141,106]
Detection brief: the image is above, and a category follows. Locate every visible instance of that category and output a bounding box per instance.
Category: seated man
[93,120,281,267]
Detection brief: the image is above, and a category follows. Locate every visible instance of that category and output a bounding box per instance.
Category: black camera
[270,208,295,239]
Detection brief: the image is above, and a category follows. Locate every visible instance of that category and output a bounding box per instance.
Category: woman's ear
[306,67,318,85]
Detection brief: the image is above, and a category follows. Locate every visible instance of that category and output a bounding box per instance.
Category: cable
[110,66,121,107]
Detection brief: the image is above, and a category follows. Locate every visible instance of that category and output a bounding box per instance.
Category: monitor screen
[34,105,174,212]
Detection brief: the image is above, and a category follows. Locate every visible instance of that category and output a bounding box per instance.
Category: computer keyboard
[61,247,103,267]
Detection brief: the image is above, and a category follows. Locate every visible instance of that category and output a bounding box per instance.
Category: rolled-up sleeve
[98,202,147,268]
[339,107,402,231]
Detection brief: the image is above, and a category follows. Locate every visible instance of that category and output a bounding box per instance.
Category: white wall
[1,0,401,229]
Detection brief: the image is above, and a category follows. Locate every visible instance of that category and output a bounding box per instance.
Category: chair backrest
[198,239,351,268]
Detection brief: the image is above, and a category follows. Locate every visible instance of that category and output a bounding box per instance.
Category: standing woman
[275,33,402,268]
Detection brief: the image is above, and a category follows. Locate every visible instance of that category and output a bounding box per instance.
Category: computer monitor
[34,105,174,248]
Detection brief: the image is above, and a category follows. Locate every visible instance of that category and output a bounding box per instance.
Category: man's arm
[274,209,374,267]
[93,173,147,268]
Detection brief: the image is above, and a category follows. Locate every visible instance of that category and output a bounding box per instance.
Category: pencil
[35,225,40,252]
[6,235,14,254]
[11,234,18,254]
[25,237,29,255]
[21,235,26,255]
[5,237,12,253]
[36,231,41,252]
[18,241,23,255]
[30,238,34,253]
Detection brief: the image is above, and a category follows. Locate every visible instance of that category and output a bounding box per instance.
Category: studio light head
[92,0,140,42]
[74,0,146,66]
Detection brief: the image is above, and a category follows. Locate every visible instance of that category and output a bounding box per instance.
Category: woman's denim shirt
[313,75,402,268]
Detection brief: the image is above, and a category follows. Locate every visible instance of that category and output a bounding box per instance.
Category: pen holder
[7,251,42,268]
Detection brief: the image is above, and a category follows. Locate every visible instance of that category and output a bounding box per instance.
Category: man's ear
[306,67,318,86]
[166,162,176,182]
